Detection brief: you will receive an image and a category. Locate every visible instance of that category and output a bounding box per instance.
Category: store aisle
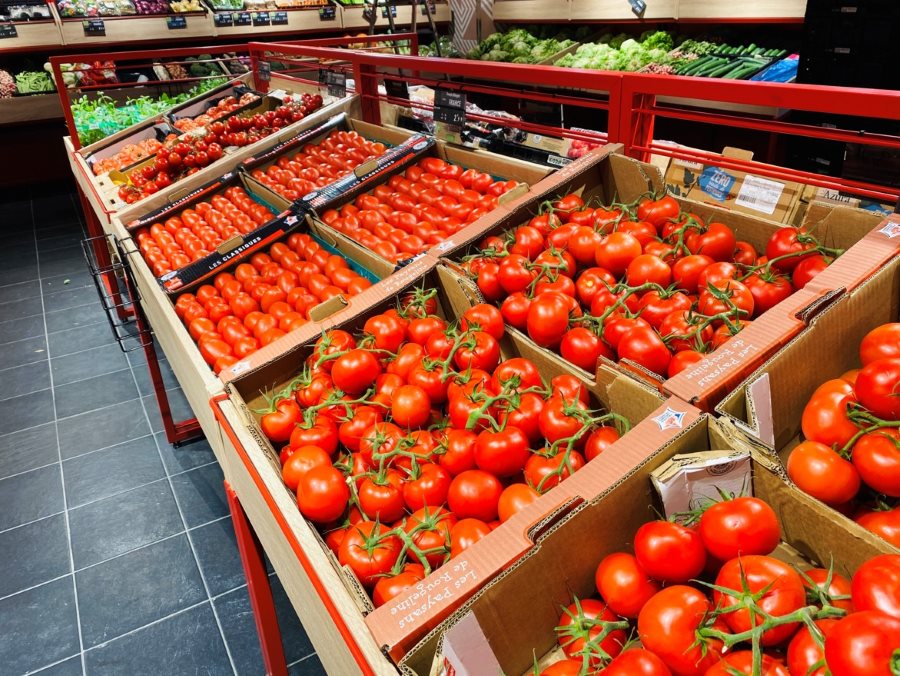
[0,185,325,676]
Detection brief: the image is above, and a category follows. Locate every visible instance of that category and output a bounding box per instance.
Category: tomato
[330,348,382,395]
[407,316,448,346]
[290,416,339,456]
[539,660,583,676]
[851,555,900,618]
[668,350,704,377]
[491,357,543,393]
[447,470,503,521]
[855,358,900,420]
[584,426,621,461]
[596,232,642,276]
[792,254,829,289]
[617,325,671,377]
[703,652,789,675]
[804,568,854,612]
[594,552,660,619]
[800,381,859,448]
[671,254,714,294]
[713,555,806,646]
[260,399,301,444]
[560,327,610,373]
[474,427,531,477]
[449,518,491,558]
[698,279,754,319]
[497,483,540,522]
[364,313,406,352]
[461,303,505,340]
[557,598,627,665]
[602,648,672,675]
[401,463,451,513]
[638,291,692,330]
[744,272,794,316]
[698,496,780,561]
[358,421,403,466]
[860,323,900,366]
[501,292,532,330]
[295,465,349,523]
[312,330,355,372]
[498,254,536,295]
[766,227,817,271]
[788,440,860,506]
[787,619,838,676]
[638,586,725,675]
[686,222,736,262]
[372,566,424,608]
[338,521,401,587]
[852,429,900,497]
[438,429,478,476]
[551,374,589,407]
[855,508,900,547]
[824,610,900,676]
[454,331,501,372]
[281,445,331,491]
[391,384,432,429]
[634,521,706,584]
[509,225,545,260]
[627,251,673,287]
[404,506,455,568]
[358,470,406,522]
[525,449,585,492]
[638,195,679,229]
[527,292,574,348]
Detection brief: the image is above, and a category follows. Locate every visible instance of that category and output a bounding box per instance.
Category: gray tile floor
[0,186,325,676]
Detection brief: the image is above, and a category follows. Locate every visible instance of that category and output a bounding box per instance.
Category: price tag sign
[420,1,435,15]
[166,15,187,29]
[252,10,270,24]
[0,23,18,38]
[214,11,233,25]
[318,5,335,20]
[324,70,346,98]
[384,78,409,101]
[234,11,251,25]
[258,61,271,82]
[380,4,396,17]
[82,18,105,35]
[434,88,466,128]
[272,10,288,24]
[629,0,646,16]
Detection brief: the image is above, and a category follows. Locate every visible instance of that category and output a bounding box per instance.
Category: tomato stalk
[388,524,448,576]
[838,405,900,457]
[555,596,631,667]
[300,388,377,426]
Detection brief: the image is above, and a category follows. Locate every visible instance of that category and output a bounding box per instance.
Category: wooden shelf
[58,11,213,46]
[339,1,449,30]
[211,6,340,37]
[571,0,675,21]
[678,0,806,20]
[495,0,806,22]
[0,93,63,124]
[0,19,62,52]
[493,0,569,22]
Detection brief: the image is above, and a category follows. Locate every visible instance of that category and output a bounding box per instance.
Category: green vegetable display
[675,45,788,79]
[72,77,226,146]
[554,31,674,71]
[15,71,55,94]
[466,26,591,64]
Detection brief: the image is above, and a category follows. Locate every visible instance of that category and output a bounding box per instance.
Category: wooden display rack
[492,0,570,22]
[210,6,340,38]
[677,0,807,20]
[0,94,63,125]
[570,0,676,21]
[0,16,62,52]
[339,0,448,30]
[57,9,213,46]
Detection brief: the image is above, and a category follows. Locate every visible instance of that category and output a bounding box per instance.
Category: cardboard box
[665,146,803,224]
[408,416,893,676]
[214,257,705,667]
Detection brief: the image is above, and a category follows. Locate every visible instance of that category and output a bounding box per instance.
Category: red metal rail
[251,44,900,203]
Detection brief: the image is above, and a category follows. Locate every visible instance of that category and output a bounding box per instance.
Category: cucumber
[707,61,739,78]
[694,58,729,76]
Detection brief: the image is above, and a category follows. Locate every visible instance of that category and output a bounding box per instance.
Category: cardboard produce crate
[211,256,707,669]
[434,147,888,411]
[407,415,893,676]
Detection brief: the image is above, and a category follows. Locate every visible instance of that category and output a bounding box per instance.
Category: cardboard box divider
[407,415,896,676]
[217,249,714,664]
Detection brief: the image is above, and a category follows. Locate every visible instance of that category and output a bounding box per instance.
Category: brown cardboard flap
[308,295,348,322]
[216,235,245,255]
[723,146,754,161]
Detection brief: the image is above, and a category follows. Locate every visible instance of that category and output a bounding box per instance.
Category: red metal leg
[226,482,289,676]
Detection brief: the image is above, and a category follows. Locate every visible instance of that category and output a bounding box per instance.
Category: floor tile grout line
[23,652,82,675]
[125,362,240,676]
[0,363,134,399]
[0,572,72,603]
[0,459,60,485]
[31,199,89,676]
[0,509,67,537]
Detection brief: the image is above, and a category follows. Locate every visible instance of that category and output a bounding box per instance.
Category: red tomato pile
[787,322,900,547]
[172,92,260,133]
[464,194,842,379]
[256,295,629,606]
[249,129,389,201]
[174,233,372,372]
[135,186,277,277]
[117,93,324,204]
[319,157,520,263]
[538,495,900,676]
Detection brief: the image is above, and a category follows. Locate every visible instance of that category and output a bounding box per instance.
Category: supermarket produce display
[5,5,898,673]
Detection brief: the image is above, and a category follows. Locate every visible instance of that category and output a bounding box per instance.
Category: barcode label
[546,154,572,167]
[735,175,785,215]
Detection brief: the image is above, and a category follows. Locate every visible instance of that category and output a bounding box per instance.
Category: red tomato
[557,598,627,665]
[851,555,900,618]
[855,358,900,420]
[260,398,300,443]
[338,521,401,587]
[804,568,854,612]
[295,465,349,523]
[497,483,540,522]
[447,470,503,521]
[634,520,706,584]
[851,429,900,498]
[594,552,660,619]
[391,384,432,429]
[626,253,672,288]
[855,507,900,547]
[860,323,900,365]
[698,496,781,561]
[602,648,672,675]
[474,427,531,477]
[703,652,789,675]
[787,440,860,507]
[449,518,491,558]
[824,610,900,676]
[787,619,838,676]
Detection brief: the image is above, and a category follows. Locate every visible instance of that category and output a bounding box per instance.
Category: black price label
[434,88,466,128]
[362,6,374,22]
[384,78,409,101]
[166,15,187,29]
[0,22,18,38]
[420,1,435,15]
[629,0,646,16]
[434,106,466,127]
[214,11,233,25]
[323,70,346,97]
[272,10,287,23]
[258,61,271,82]
[234,11,251,24]
[82,18,105,35]
[380,4,396,17]
[252,10,270,24]
[318,5,335,20]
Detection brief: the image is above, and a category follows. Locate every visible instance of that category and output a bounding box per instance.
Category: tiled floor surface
[0,185,326,676]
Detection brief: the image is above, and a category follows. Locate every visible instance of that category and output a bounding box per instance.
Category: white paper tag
[735,175,785,215]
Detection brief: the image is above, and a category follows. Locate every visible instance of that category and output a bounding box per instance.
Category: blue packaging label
[698,167,736,202]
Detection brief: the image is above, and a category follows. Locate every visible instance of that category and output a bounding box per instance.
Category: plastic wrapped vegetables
[555,30,673,72]
[467,28,575,64]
